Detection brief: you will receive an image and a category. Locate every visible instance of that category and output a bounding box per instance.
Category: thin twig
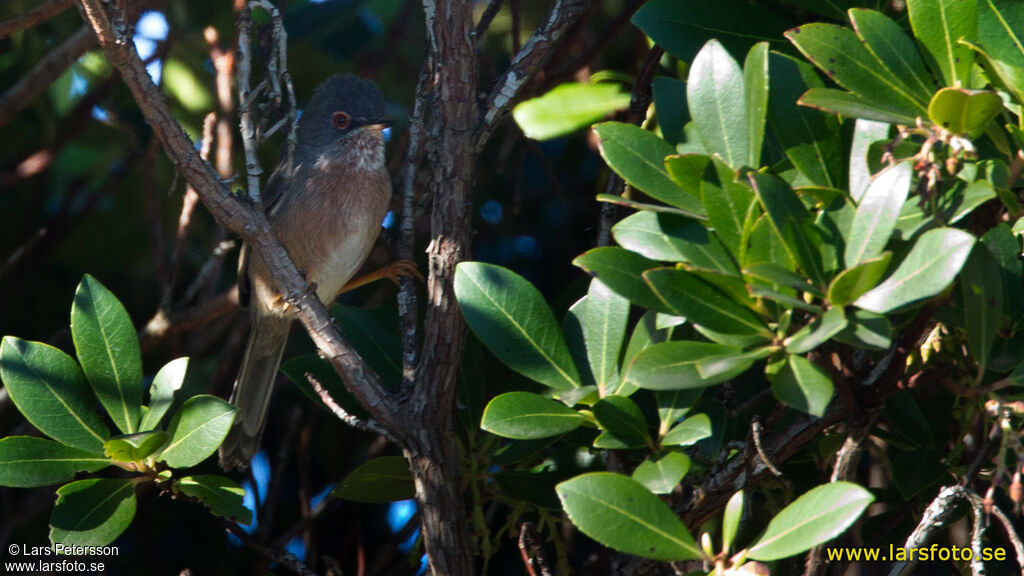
[474,0,503,38]
[236,6,263,203]
[751,418,782,477]
[0,0,75,40]
[518,522,553,576]
[220,519,317,576]
[305,373,394,441]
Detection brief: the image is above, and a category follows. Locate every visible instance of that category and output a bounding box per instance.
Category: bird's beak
[359,117,392,131]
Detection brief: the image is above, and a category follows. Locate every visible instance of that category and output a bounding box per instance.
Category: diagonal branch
[71,0,401,428]
[473,0,593,153]
[0,0,75,40]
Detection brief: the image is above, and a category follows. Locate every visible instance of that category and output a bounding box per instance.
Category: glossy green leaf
[594,122,705,216]
[787,23,927,120]
[785,308,848,355]
[743,262,823,297]
[577,280,629,393]
[834,310,892,349]
[333,456,416,503]
[556,472,701,561]
[0,337,108,453]
[632,0,792,63]
[688,40,748,168]
[771,355,834,417]
[827,253,893,307]
[0,437,109,488]
[723,491,744,554]
[103,431,168,463]
[845,162,912,266]
[661,413,712,447]
[745,214,798,272]
[574,247,671,313]
[700,158,761,260]
[513,83,631,140]
[849,9,937,103]
[748,482,874,561]
[71,274,142,434]
[50,478,136,547]
[696,347,774,382]
[159,395,236,468]
[855,228,976,313]
[744,42,769,167]
[975,0,1024,102]
[652,77,689,146]
[481,392,584,439]
[927,88,1003,137]
[593,395,650,448]
[767,53,841,188]
[644,268,771,339]
[176,475,251,524]
[748,172,826,286]
[455,262,580,390]
[656,389,702,431]
[961,245,1003,372]
[948,180,997,224]
[982,224,1024,322]
[799,87,918,126]
[612,212,738,277]
[663,154,711,197]
[908,0,976,87]
[140,357,188,431]
[627,341,739,391]
[632,452,690,494]
[849,119,893,201]
[595,193,704,219]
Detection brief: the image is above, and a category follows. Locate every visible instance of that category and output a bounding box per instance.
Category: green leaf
[632,452,690,494]
[723,491,744,554]
[948,180,997,224]
[700,157,761,261]
[0,337,109,453]
[596,193,704,219]
[513,83,630,140]
[696,347,774,382]
[556,472,701,561]
[140,357,188,431]
[455,262,580,390]
[849,9,938,103]
[593,395,650,448]
[577,280,629,393]
[849,119,893,201]
[574,247,671,313]
[656,389,702,431]
[928,87,1003,137]
[771,355,833,417]
[961,245,1003,372]
[798,87,919,125]
[644,268,771,339]
[747,482,874,561]
[845,162,912,266]
[103,431,168,463]
[834,310,892,349]
[975,0,1024,102]
[664,153,711,197]
[908,0,976,87]
[744,42,769,167]
[787,23,928,120]
[982,223,1024,322]
[612,212,738,276]
[50,478,136,547]
[661,413,712,447]
[593,122,706,216]
[828,253,893,307]
[855,228,976,313]
[0,437,109,488]
[332,305,402,390]
[748,172,826,286]
[176,475,251,524]
[785,308,848,355]
[159,395,236,468]
[652,77,689,146]
[626,341,740,391]
[481,392,584,439]
[333,456,416,503]
[767,53,841,188]
[743,262,823,298]
[71,274,143,434]
[688,40,748,168]
[632,0,792,63]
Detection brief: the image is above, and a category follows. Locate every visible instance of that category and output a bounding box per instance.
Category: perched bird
[219,74,392,470]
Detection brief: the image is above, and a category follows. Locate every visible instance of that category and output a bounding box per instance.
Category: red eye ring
[331,111,352,129]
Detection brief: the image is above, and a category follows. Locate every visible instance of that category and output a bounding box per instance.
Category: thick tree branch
[0,0,75,40]
[72,0,401,428]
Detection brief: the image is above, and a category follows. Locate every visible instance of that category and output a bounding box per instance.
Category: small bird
[219,75,392,470]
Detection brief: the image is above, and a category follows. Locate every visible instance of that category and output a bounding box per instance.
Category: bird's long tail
[218,314,291,470]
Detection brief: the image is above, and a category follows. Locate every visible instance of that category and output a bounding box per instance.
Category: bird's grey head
[295,74,389,158]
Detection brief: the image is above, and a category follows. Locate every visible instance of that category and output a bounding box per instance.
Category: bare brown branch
[0,0,75,40]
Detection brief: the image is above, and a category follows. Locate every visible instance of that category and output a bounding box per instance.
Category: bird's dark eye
[331,111,352,129]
